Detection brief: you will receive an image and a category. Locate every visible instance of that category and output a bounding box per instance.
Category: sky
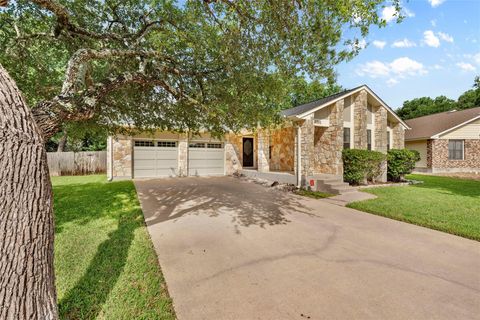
[336,0,480,110]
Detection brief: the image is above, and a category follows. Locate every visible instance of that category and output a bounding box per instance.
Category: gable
[439,118,480,139]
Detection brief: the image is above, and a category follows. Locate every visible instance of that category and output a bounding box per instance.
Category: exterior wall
[374,106,388,181]
[353,90,368,149]
[313,100,344,175]
[430,139,480,172]
[177,134,188,176]
[297,118,315,176]
[112,137,132,178]
[225,133,243,175]
[392,122,405,149]
[257,129,270,172]
[405,140,428,168]
[269,126,295,171]
[439,119,480,139]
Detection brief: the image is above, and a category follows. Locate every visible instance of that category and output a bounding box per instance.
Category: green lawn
[52,175,175,320]
[348,174,480,241]
[295,189,334,199]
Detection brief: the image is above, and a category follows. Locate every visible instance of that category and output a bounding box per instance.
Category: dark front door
[242,137,254,167]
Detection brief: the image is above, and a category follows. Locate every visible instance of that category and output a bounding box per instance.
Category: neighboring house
[405,107,480,173]
[107,85,408,186]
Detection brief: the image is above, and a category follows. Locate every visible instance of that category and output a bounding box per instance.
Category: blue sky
[336,0,480,109]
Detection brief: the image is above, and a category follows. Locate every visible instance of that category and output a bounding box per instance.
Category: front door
[242,137,254,167]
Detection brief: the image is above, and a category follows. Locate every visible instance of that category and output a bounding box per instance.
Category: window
[387,131,391,151]
[134,140,154,147]
[448,140,464,160]
[157,141,176,148]
[189,142,206,148]
[367,129,372,150]
[207,143,223,149]
[343,128,351,149]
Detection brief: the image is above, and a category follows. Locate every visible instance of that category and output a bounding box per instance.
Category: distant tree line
[397,76,480,120]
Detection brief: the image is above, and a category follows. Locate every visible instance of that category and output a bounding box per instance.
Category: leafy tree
[287,78,343,107]
[0,0,400,318]
[397,76,480,120]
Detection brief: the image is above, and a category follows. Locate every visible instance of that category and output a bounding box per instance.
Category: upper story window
[367,129,372,150]
[387,131,391,151]
[448,140,464,160]
[343,128,351,149]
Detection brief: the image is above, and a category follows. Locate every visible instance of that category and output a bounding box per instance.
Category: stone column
[374,106,388,182]
[298,118,315,177]
[257,129,270,172]
[112,137,132,179]
[353,90,368,149]
[392,123,405,149]
[177,133,188,176]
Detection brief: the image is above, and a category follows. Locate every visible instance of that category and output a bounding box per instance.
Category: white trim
[431,115,480,138]
[292,85,410,130]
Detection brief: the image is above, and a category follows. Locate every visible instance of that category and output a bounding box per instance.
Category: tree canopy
[0,0,399,139]
[397,76,480,120]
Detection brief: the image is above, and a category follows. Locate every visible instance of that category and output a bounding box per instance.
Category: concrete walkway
[135,177,480,320]
[322,191,377,206]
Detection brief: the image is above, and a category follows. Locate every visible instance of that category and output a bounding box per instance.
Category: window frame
[387,131,391,151]
[157,141,177,148]
[367,129,372,150]
[343,127,351,150]
[134,140,155,147]
[448,139,464,160]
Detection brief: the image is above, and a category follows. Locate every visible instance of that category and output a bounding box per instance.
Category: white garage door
[134,140,178,178]
[188,142,224,176]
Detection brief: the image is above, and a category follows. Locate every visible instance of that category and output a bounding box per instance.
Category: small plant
[387,149,420,182]
[342,149,386,185]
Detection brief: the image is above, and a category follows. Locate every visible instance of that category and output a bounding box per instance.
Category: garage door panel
[188,148,224,176]
[189,159,224,168]
[134,143,178,178]
[188,150,224,159]
[134,169,157,178]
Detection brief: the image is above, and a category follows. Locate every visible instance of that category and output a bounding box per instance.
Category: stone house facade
[406,107,480,173]
[108,85,408,185]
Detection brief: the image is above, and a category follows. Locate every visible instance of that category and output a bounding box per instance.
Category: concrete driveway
[135,177,480,320]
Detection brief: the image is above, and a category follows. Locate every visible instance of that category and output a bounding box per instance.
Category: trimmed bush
[387,149,420,182]
[342,149,386,185]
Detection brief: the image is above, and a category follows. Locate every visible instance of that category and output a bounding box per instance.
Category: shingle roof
[280,85,364,117]
[405,107,480,140]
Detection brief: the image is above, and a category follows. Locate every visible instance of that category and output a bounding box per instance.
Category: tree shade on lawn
[348,175,480,241]
[52,175,175,320]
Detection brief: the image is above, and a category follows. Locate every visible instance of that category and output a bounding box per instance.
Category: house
[107,85,408,188]
[405,107,480,173]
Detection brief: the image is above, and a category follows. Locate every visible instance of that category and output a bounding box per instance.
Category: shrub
[387,149,420,182]
[342,149,386,185]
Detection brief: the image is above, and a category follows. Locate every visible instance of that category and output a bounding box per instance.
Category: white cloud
[432,64,443,70]
[392,38,416,48]
[428,0,445,7]
[438,32,454,43]
[474,53,480,65]
[423,30,440,47]
[456,62,476,72]
[372,40,387,49]
[430,20,437,27]
[381,6,397,23]
[404,8,415,18]
[356,57,427,85]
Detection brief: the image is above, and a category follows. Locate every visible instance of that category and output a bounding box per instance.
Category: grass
[295,188,334,199]
[52,175,175,320]
[348,174,480,241]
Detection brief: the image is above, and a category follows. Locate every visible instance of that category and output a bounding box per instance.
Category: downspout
[108,136,114,181]
[296,125,302,188]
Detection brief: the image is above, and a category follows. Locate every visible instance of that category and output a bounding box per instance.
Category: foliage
[46,123,108,152]
[52,175,175,319]
[397,76,480,120]
[286,78,343,108]
[348,174,480,241]
[387,149,420,182]
[0,0,400,137]
[295,189,333,199]
[342,149,386,185]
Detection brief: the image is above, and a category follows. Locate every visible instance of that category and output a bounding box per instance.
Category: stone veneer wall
[374,106,388,182]
[112,137,132,178]
[392,123,405,149]
[430,139,480,171]
[312,100,344,175]
[269,126,295,171]
[353,90,368,149]
[296,119,315,176]
[257,129,270,172]
[225,133,243,175]
[177,134,188,176]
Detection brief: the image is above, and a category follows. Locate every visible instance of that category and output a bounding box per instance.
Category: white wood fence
[47,151,107,176]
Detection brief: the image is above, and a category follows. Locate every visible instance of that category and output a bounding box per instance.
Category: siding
[406,140,428,168]
[439,119,480,139]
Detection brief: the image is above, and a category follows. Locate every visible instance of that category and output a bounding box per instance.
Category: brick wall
[430,139,480,171]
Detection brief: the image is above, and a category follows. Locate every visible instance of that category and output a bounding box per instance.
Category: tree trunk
[57,130,67,152]
[0,65,58,319]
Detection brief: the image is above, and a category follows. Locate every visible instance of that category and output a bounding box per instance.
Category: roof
[281,85,363,117]
[280,84,409,129]
[405,107,480,140]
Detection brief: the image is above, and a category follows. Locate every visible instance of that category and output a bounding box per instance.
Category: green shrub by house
[387,149,420,182]
[342,149,386,185]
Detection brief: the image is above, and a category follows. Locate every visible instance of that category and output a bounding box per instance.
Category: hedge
[387,149,420,182]
[342,149,386,185]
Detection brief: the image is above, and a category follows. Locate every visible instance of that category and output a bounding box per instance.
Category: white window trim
[448,139,465,160]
